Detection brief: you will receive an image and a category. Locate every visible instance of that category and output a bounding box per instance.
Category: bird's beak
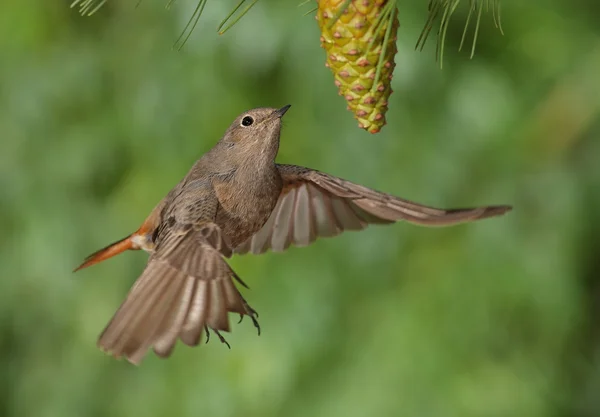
[273,104,291,118]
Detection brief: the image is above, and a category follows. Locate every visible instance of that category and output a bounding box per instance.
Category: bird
[74,105,512,365]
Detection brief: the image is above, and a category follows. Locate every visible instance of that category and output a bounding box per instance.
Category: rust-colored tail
[74,235,134,272]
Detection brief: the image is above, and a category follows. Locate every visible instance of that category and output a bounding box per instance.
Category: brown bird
[75,105,512,365]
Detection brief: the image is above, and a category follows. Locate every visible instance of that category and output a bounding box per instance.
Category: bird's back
[158,156,282,249]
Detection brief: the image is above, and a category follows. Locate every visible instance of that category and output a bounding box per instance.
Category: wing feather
[234,164,512,255]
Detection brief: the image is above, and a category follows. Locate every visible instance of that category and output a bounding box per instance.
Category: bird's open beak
[273,104,291,118]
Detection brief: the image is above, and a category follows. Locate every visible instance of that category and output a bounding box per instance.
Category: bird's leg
[237,310,260,334]
[213,330,231,349]
[233,284,261,335]
[243,301,261,336]
[249,315,260,336]
[204,325,230,349]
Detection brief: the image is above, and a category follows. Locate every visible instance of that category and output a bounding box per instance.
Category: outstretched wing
[234,164,512,255]
[97,223,258,365]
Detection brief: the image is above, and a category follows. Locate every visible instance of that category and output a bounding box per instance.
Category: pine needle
[436,0,460,69]
[416,0,504,68]
[367,0,395,51]
[416,0,441,52]
[471,2,484,58]
[371,1,398,93]
[218,0,247,31]
[303,6,318,17]
[72,0,263,48]
[218,0,259,35]
[325,0,352,29]
[71,0,107,16]
[173,0,208,50]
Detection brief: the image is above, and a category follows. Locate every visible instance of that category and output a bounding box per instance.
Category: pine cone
[317,0,399,134]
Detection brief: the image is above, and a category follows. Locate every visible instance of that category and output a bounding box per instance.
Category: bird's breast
[212,169,282,248]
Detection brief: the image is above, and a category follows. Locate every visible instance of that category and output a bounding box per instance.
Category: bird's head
[218,105,291,165]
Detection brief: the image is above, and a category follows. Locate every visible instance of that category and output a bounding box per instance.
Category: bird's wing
[234,164,512,255]
[97,222,258,365]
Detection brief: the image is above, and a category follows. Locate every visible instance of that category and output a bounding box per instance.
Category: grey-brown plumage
[75,105,512,365]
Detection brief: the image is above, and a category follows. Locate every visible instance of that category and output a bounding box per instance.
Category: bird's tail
[74,235,135,272]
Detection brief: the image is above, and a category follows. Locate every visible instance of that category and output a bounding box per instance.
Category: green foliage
[71,0,108,16]
[72,0,262,49]
[1,1,600,417]
[417,0,504,67]
[71,0,503,63]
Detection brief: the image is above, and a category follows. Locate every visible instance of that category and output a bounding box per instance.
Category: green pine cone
[317,0,399,134]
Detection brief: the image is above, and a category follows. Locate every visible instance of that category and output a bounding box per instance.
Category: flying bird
[75,105,512,365]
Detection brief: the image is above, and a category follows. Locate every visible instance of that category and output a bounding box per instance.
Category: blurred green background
[1,0,600,416]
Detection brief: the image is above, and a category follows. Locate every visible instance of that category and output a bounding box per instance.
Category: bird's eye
[241,116,254,127]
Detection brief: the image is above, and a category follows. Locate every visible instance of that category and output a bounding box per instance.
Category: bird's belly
[216,201,277,248]
[212,167,282,249]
